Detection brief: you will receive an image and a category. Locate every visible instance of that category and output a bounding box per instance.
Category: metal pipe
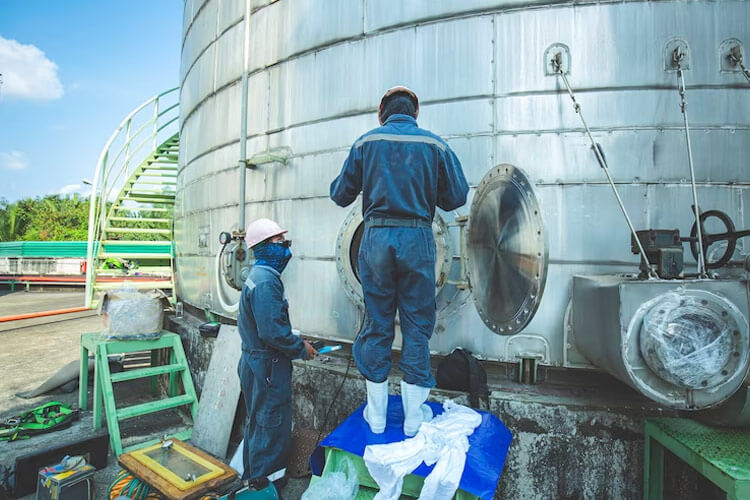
[675,53,707,278]
[238,0,252,231]
[0,306,90,323]
[553,58,656,278]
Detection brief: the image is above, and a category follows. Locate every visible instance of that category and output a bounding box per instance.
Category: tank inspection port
[640,292,747,390]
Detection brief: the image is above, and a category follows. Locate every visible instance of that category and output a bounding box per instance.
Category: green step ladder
[79,331,198,456]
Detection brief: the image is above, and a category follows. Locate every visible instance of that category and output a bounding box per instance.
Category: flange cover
[467,164,547,335]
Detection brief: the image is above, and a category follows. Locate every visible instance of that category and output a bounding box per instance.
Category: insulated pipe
[215,249,239,313]
[238,0,252,231]
[0,276,171,284]
[0,306,90,323]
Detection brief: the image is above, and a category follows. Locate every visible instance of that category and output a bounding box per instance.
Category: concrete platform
[167,310,730,499]
[0,291,311,499]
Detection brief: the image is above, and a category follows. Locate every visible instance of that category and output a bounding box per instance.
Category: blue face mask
[253,241,292,274]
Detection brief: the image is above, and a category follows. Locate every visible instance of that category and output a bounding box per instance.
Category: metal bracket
[246,146,293,168]
[720,39,745,72]
[446,215,469,289]
[516,354,543,385]
[544,43,570,76]
[664,38,690,72]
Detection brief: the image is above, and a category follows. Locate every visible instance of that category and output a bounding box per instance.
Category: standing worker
[330,87,469,436]
[237,218,317,495]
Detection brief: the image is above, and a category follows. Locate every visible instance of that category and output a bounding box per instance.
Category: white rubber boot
[363,380,388,434]
[401,380,433,437]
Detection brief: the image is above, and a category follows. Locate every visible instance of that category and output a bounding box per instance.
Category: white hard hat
[245,218,287,248]
[378,86,419,125]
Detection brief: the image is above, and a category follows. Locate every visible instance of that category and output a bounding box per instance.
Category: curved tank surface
[176,0,750,401]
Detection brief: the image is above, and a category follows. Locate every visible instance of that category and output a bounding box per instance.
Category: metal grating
[650,417,750,481]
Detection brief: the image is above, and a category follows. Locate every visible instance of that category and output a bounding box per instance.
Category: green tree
[0,195,90,242]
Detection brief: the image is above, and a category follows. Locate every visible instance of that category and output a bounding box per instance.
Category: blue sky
[0,1,182,201]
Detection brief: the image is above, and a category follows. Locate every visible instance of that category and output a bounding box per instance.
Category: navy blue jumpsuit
[330,114,469,388]
[237,264,307,481]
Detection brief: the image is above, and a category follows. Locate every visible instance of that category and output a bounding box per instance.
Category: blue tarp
[310,395,513,500]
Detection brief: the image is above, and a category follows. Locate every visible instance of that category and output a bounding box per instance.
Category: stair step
[94,281,174,290]
[124,197,175,205]
[143,166,178,172]
[128,180,177,186]
[125,189,176,196]
[105,227,171,235]
[109,217,171,224]
[116,394,194,421]
[102,240,172,246]
[110,363,185,382]
[112,206,171,212]
[137,172,177,178]
[97,266,172,276]
[98,252,173,259]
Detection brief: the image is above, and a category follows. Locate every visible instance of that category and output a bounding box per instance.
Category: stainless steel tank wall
[176,0,750,366]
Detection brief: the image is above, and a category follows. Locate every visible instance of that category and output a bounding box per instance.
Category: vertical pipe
[238,0,252,231]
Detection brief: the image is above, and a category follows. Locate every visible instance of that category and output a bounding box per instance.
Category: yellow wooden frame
[129,441,225,491]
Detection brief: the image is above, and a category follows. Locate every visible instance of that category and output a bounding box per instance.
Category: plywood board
[191,324,242,458]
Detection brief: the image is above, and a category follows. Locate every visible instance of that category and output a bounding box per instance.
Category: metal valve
[219,230,252,290]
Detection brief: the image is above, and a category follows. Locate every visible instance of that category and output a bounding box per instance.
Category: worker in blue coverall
[330,86,469,437]
[237,218,317,495]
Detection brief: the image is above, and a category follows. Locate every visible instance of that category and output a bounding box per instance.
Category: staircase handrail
[86,87,179,308]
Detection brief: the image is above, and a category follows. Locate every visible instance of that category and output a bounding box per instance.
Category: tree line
[0,195,171,242]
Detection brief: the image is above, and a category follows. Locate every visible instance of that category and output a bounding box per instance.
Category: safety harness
[0,401,79,442]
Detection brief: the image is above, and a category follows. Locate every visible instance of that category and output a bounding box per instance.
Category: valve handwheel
[689,209,738,269]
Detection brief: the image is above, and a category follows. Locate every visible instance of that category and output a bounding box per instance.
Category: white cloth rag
[363,400,482,500]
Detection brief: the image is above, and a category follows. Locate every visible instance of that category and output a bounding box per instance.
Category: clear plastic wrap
[640,293,732,389]
[301,456,359,500]
[99,285,164,340]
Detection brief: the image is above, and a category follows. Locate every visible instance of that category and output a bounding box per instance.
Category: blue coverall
[330,114,469,388]
[237,264,307,481]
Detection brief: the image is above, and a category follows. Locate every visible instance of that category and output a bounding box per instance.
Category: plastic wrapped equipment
[99,286,164,340]
[301,456,358,500]
[640,293,733,389]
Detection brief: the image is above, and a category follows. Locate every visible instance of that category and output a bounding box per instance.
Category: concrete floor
[0,290,310,499]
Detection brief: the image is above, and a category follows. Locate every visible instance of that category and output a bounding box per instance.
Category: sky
[0,1,183,201]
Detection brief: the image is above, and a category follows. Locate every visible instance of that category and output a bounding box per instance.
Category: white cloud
[58,183,81,195]
[55,183,91,197]
[0,151,29,170]
[0,36,63,100]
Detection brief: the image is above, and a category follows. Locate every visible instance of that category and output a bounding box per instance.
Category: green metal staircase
[86,88,179,308]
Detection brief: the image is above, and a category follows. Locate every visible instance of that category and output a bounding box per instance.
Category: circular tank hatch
[467,164,548,335]
[335,200,452,309]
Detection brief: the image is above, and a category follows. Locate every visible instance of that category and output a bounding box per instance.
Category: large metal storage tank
[176,0,750,409]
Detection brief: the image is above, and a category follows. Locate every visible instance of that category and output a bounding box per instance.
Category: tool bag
[0,401,79,442]
[436,348,490,408]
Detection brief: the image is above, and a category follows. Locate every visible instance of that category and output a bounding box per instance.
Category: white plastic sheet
[363,400,482,500]
[641,293,732,389]
[302,456,359,500]
[100,285,164,339]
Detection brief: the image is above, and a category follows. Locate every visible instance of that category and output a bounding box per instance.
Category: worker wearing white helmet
[330,86,469,437]
[236,218,317,494]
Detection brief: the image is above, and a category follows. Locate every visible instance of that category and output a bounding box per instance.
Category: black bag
[436,348,490,408]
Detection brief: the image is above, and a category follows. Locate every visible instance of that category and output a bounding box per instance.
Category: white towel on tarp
[363,400,482,500]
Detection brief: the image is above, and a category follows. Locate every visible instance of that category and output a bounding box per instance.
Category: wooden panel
[191,324,243,458]
[119,439,237,500]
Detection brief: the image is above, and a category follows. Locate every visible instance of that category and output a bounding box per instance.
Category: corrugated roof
[0,241,173,258]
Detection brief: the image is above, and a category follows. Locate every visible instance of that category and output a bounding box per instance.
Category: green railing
[85,88,179,307]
